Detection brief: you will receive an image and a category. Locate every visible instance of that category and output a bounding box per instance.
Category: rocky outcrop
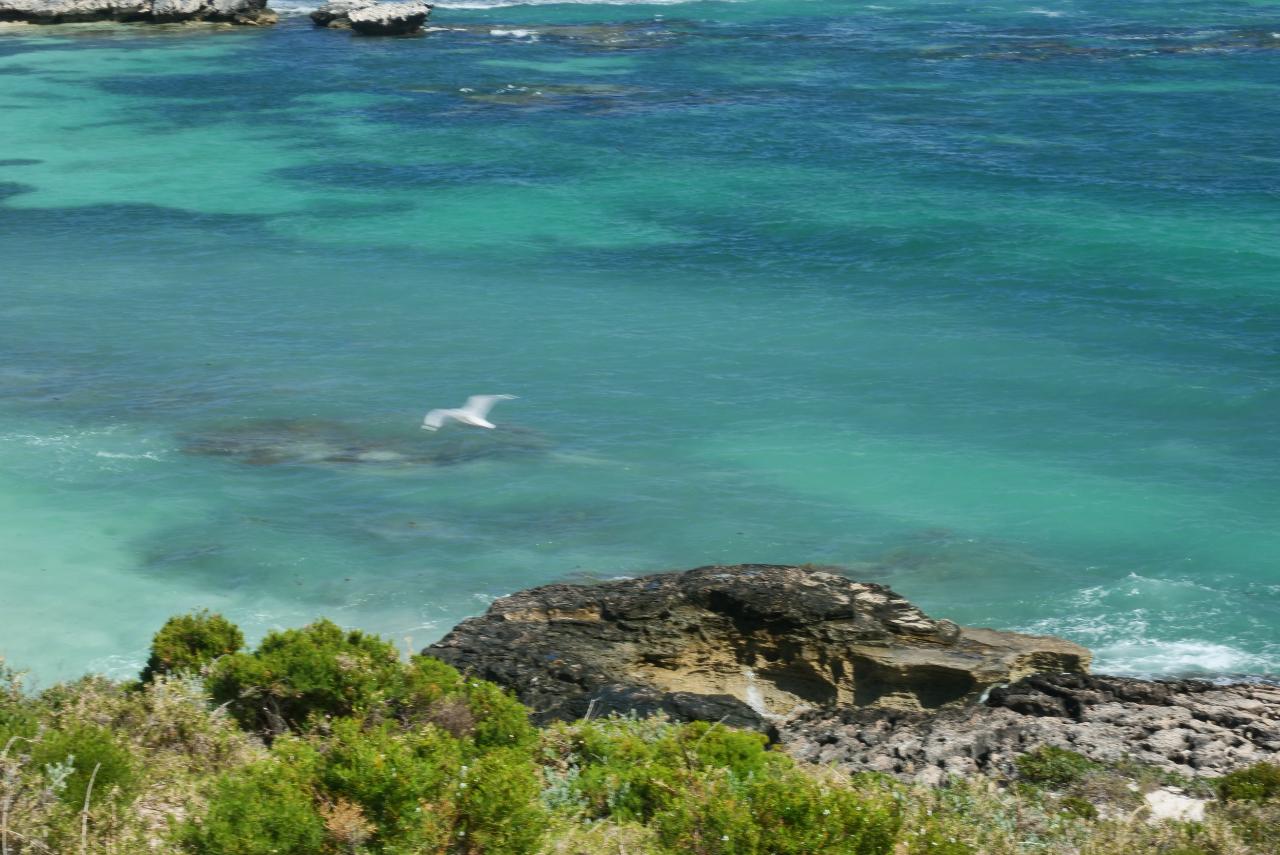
[308,0,359,26]
[0,0,274,24]
[426,564,1090,732]
[781,672,1280,783]
[310,0,429,34]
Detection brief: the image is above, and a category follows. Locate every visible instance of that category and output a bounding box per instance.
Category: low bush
[1215,761,1280,804]
[1212,800,1280,849]
[181,755,327,855]
[1015,746,1101,788]
[29,723,138,809]
[207,619,405,733]
[316,717,462,850]
[903,826,975,855]
[548,716,900,855]
[1059,795,1098,820]
[141,611,245,683]
[456,746,547,854]
[460,676,539,752]
[182,714,547,854]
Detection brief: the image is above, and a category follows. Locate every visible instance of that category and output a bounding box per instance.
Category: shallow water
[1,0,1277,685]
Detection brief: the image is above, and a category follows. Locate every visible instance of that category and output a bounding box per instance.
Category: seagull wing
[461,395,511,419]
[422,409,451,431]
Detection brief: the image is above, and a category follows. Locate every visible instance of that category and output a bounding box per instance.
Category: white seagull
[422,394,517,432]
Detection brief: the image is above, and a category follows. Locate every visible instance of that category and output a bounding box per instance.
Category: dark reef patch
[271,160,554,190]
[179,417,550,469]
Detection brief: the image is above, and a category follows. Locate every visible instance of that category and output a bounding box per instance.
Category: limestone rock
[310,0,429,34]
[780,673,1280,782]
[1144,788,1208,823]
[0,0,274,24]
[308,0,363,27]
[426,564,1090,730]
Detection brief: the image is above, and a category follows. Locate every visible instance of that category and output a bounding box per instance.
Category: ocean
[0,0,1277,686]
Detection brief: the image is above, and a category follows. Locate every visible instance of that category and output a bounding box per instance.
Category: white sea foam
[1093,639,1275,678]
[268,0,317,15]
[95,450,164,461]
[490,28,539,38]
[88,653,147,682]
[2,430,111,447]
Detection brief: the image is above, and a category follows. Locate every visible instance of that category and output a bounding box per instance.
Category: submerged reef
[179,417,549,468]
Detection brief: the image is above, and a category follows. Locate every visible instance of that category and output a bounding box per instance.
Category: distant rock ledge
[0,0,431,28]
[0,0,275,24]
[428,563,1280,780]
[310,0,430,34]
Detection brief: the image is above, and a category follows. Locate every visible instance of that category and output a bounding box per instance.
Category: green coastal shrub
[183,714,547,855]
[652,767,901,855]
[0,659,38,750]
[141,610,244,683]
[398,655,535,749]
[548,716,900,855]
[904,826,975,855]
[317,717,463,850]
[316,718,544,853]
[1015,746,1100,788]
[0,700,37,750]
[1215,761,1280,803]
[1060,795,1099,820]
[461,676,539,752]
[1213,799,1280,849]
[181,753,326,855]
[29,723,138,808]
[205,622,537,751]
[207,619,405,733]
[566,719,781,821]
[456,746,547,854]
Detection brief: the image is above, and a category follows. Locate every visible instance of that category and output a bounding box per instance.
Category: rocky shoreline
[0,0,433,32]
[428,564,1280,782]
[0,0,276,25]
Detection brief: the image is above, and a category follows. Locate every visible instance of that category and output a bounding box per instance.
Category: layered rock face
[427,564,1091,732]
[310,0,430,34]
[783,672,1280,783]
[0,0,274,24]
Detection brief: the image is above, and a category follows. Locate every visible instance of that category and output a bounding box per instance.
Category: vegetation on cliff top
[0,612,1276,854]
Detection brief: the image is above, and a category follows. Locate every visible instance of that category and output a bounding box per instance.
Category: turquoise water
[1,0,1277,686]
